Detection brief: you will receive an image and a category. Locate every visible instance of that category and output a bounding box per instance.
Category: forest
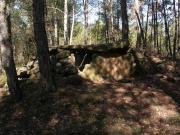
[0,0,179,134]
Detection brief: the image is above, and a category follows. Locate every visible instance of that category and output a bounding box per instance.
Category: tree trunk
[64,0,68,45]
[0,0,22,100]
[173,0,177,59]
[50,11,55,46]
[162,0,172,57]
[145,1,149,43]
[151,0,154,49]
[54,9,58,46]
[135,10,146,48]
[116,0,120,28]
[121,0,129,46]
[109,0,114,42]
[97,1,101,43]
[152,0,156,49]
[83,0,89,45]
[70,0,75,45]
[104,0,109,43]
[178,0,180,53]
[32,0,56,91]
[155,0,159,53]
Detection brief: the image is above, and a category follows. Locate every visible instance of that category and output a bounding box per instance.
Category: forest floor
[0,56,180,135]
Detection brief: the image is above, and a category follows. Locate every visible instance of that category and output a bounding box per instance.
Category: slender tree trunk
[159,26,162,53]
[153,0,157,49]
[103,0,109,43]
[104,1,109,43]
[136,31,141,49]
[70,0,75,45]
[155,0,159,52]
[32,0,56,91]
[97,1,101,43]
[0,0,22,100]
[178,0,180,53]
[135,10,146,48]
[116,0,120,28]
[121,0,129,46]
[162,0,172,57]
[51,11,55,46]
[57,20,60,45]
[83,0,89,45]
[173,0,177,59]
[151,0,154,48]
[64,0,68,45]
[109,0,114,41]
[145,2,149,43]
[54,9,58,45]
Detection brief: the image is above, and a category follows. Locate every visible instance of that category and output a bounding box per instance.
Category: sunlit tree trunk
[0,0,22,100]
[145,1,150,43]
[83,0,89,45]
[64,0,68,45]
[33,0,56,91]
[153,0,159,52]
[70,0,75,45]
[134,0,146,48]
[109,0,114,41]
[155,0,159,53]
[159,26,162,53]
[152,0,156,49]
[173,0,177,59]
[50,11,55,46]
[151,0,154,49]
[54,9,58,45]
[97,1,101,43]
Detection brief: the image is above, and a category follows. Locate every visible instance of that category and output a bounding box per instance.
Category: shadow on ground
[0,74,179,135]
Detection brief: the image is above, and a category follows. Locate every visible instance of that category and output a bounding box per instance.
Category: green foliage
[71,22,84,45]
[90,20,106,44]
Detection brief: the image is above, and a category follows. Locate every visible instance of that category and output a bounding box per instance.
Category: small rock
[157,63,166,72]
[27,61,35,70]
[55,63,63,74]
[17,66,30,79]
[59,58,72,66]
[67,54,75,65]
[62,65,78,76]
[167,65,175,71]
[151,57,163,64]
[56,50,71,60]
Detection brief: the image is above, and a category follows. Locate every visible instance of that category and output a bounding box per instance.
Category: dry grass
[0,73,6,88]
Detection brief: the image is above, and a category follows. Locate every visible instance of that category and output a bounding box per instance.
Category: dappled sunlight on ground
[0,75,179,135]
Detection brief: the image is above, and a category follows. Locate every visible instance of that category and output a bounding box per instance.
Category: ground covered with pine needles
[0,56,179,135]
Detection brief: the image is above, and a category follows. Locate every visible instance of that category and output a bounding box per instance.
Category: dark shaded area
[50,43,129,55]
